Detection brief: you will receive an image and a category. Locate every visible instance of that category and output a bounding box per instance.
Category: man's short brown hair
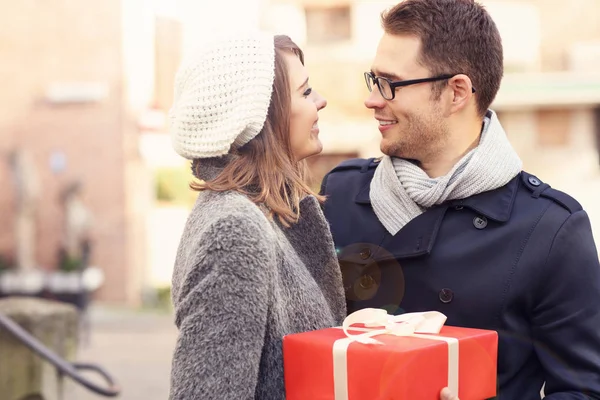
[381,0,503,116]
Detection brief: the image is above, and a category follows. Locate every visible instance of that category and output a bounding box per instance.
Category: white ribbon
[332,308,459,399]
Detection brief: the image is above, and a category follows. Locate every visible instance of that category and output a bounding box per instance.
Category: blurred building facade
[0,0,183,305]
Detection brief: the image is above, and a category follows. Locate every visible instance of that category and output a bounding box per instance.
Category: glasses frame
[364,72,476,100]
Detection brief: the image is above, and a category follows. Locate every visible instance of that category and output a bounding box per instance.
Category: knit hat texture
[169,31,275,159]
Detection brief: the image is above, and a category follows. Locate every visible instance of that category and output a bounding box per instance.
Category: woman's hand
[440,387,459,400]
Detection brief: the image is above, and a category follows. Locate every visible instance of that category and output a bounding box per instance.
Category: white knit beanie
[169,32,276,159]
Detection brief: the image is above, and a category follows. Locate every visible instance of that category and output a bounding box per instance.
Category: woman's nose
[315,91,327,111]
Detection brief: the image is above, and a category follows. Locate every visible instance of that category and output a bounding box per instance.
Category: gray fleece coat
[169,157,347,400]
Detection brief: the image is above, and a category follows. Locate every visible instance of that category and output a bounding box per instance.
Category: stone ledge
[0,297,79,400]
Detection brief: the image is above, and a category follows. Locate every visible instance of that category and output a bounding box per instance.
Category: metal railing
[0,311,121,397]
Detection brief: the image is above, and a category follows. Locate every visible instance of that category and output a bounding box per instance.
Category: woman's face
[284,52,327,162]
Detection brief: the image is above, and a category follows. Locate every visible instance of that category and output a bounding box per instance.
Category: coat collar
[357,173,521,260]
[192,154,238,181]
[448,174,520,223]
[356,171,520,223]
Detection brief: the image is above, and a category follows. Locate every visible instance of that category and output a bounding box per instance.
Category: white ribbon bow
[333,308,458,399]
[342,308,448,344]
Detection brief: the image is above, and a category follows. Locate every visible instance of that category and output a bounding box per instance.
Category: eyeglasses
[364,72,476,101]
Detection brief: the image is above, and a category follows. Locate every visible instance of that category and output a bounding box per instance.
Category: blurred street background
[1,0,600,399]
[65,306,177,400]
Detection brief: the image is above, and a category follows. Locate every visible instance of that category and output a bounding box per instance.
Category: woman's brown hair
[190,35,324,228]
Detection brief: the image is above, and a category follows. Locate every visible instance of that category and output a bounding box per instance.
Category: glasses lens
[378,78,393,100]
[364,72,373,92]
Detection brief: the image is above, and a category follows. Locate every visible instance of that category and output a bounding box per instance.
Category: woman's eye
[303,87,312,97]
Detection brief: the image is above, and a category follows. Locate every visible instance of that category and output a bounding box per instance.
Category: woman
[167,32,347,399]
[167,31,460,400]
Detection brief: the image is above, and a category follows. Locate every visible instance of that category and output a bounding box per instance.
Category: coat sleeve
[531,210,600,399]
[169,214,274,400]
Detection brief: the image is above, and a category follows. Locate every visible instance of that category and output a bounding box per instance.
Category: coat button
[473,216,488,229]
[359,274,376,289]
[354,273,380,301]
[359,248,372,260]
[528,176,541,186]
[439,288,454,303]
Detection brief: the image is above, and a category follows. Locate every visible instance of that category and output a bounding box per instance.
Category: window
[305,6,352,44]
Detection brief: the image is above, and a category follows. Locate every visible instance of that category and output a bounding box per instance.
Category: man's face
[365,33,449,161]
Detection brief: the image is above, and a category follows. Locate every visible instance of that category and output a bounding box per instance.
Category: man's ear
[447,74,475,113]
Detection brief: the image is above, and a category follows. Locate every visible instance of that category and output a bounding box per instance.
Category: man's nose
[364,88,386,109]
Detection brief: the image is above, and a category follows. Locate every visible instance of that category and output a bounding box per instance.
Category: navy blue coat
[320,157,600,400]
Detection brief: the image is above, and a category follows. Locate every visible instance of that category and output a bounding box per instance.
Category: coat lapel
[376,205,449,260]
[358,174,520,260]
[448,174,519,222]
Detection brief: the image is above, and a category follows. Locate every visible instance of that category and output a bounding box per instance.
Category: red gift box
[283,309,497,400]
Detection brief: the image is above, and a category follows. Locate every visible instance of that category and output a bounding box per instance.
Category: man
[320,0,600,399]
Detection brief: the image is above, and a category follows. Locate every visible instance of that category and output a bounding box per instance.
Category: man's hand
[440,387,459,400]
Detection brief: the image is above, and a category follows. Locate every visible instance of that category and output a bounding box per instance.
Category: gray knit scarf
[370,110,522,236]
